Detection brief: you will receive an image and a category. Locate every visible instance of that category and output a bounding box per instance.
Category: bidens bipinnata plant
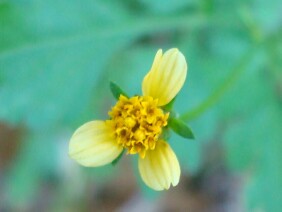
[69,48,194,191]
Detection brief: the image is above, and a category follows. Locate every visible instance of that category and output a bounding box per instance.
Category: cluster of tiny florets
[107,95,169,158]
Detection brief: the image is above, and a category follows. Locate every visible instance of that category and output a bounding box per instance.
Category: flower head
[69,48,188,190]
[107,95,169,158]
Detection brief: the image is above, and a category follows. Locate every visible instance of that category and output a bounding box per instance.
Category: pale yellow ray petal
[69,121,123,167]
[138,140,181,191]
[142,48,187,106]
[142,49,163,97]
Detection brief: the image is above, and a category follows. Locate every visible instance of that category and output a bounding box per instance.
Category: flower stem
[180,48,255,122]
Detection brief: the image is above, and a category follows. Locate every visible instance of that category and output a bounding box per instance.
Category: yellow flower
[69,48,187,190]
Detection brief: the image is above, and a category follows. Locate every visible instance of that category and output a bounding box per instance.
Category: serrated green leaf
[111,149,125,166]
[110,81,129,100]
[168,117,195,139]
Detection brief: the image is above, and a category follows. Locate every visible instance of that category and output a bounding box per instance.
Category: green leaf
[110,81,129,100]
[168,117,195,139]
[111,149,125,166]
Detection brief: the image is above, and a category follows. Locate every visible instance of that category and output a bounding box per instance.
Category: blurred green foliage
[0,0,281,211]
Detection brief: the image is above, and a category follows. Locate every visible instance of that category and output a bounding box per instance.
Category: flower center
[107,95,169,158]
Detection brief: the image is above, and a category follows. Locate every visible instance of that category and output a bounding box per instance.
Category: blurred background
[0,0,281,211]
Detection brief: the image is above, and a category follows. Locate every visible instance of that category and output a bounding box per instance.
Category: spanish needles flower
[69,48,191,190]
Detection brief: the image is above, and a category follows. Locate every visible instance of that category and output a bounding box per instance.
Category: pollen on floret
[107,95,169,158]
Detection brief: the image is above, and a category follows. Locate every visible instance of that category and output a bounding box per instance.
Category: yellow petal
[142,48,187,106]
[69,121,123,167]
[138,140,180,190]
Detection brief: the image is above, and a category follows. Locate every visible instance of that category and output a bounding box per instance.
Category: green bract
[168,117,195,139]
[110,81,129,100]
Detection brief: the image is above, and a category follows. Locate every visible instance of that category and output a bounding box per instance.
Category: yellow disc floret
[107,95,169,158]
